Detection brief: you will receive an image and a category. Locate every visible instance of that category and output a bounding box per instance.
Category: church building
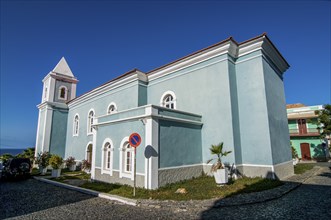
[35,33,294,189]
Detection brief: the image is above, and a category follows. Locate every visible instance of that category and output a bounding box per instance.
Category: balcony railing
[289,128,320,136]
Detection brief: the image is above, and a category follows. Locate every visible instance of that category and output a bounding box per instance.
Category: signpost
[129,133,141,197]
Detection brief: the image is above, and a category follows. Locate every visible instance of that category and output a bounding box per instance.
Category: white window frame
[58,85,68,100]
[85,142,93,164]
[87,109,95,135]
[101,138,114,175]
[119,137,134,179]
[107,102,117,115]
[160,91,177,109]
[73,114,79,136]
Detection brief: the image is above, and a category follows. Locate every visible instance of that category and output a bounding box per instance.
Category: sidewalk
[33,164,330,211]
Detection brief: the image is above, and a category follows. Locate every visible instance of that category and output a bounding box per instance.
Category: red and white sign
[129,133,141,148]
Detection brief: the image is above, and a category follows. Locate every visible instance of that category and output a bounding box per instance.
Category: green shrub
[49,155,63,169]
[35,151,51,168]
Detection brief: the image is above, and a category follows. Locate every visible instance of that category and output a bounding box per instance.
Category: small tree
[0,153,14,163]
[49,155,63,169]
[315,104,331,150]
[18,147,35,165]
[65,156,76,167]
[81,159,91,171]
[207,142,232,172]
[35,151,51,168]
[290,141,298,159]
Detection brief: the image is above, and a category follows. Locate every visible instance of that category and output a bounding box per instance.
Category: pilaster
[144,106,159,189]
[91,118,98,180]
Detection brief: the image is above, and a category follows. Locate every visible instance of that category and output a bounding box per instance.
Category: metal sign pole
[133,147,136,197]
[129,133,141,197]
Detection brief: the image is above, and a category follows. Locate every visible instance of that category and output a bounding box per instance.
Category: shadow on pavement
[199,165,331,219]
[0,178,94,219]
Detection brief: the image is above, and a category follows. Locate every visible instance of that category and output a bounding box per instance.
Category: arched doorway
[86,143,93,164]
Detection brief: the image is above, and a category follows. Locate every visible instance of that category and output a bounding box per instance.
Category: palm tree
[207,142,232,172]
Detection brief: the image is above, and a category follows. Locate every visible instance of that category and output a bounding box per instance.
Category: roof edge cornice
[148,33,289,81]
[67,69,146,107]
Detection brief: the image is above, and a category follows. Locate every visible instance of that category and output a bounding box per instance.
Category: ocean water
[0,148,27,156]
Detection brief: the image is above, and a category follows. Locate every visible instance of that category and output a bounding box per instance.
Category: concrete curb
[33,176,137,206]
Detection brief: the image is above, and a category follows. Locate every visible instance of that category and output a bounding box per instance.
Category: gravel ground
[0,178,196,220]
[200,166,331,219]
[1,165,331,220]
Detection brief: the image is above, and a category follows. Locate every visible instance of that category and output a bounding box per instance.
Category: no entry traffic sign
[129,133,141,148]
[129,132,142,197]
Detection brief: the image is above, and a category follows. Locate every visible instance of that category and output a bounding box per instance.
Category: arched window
[101,139,113,175]
[124,142,132,172]
[86,143,93,164]
[58,86,68,100]
[119,137,134,179]
[107,102,117,114]
[160,91,176,109]
[87,110,95,135]
[73,114,79,136]
[105,143,111,169]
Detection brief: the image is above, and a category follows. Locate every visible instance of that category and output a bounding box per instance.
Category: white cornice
[148,35,289,82]
[42,72,78,83]
[148,41,235,81]
[238,39,264,57]
[95,105,203,127]
[37,101,68,110]
[68,70,147,108]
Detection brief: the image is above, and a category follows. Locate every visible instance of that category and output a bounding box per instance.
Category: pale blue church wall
[138,83,148,106]
[98,106,145,123]
[235,51,273,165]
[49,108,68,158]
[159,120,202,168]
[65,81,141,160]
[262,58,291,164]
[54,81,72,103]
[228,59,242,165]
[148,54,236,165]
[95,120,145,173]
[36,109,45,154]
[158,108,202,121]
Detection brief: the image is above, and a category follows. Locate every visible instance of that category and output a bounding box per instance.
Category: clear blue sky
[1,0,330,149]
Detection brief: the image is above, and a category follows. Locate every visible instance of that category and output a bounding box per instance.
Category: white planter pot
[69,164,76,171]
[83,169,91,174]
[213,168,228,184]
[51,169,61,178]
[293,158,299,165]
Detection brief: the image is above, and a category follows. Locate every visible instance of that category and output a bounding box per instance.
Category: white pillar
[144,106,159,189]
[91,118,98,180]
[42,105,53,152]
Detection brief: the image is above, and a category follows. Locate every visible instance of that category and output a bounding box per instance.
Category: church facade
[35,34,293,189]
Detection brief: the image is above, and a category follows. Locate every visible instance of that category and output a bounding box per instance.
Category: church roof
[52,57,74,77]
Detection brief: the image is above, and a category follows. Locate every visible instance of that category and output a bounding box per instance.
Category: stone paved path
[1,165,330,219]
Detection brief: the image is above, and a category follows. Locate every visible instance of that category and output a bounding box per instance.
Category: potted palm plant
[207,142,232,185]
[65,156,76,171]
[49,155,63,178]
[35,151,50,175]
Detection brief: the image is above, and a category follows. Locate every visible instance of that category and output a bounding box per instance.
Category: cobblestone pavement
[1,165,330,220]
[200,166,331,219]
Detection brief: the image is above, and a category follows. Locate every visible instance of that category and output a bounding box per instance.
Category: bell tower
[35,57,78,158]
